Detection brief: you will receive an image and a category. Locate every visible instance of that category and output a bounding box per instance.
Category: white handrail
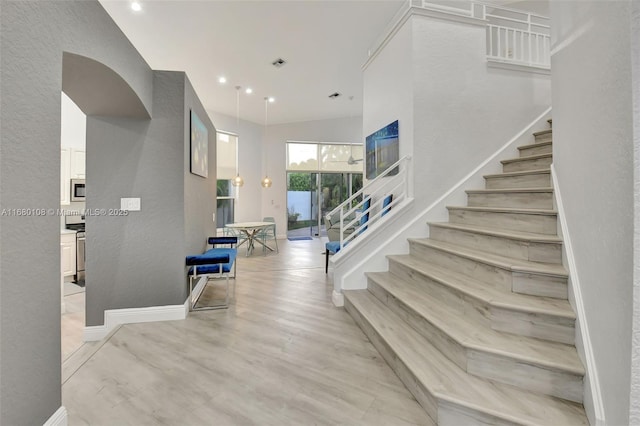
[326,155,412,251]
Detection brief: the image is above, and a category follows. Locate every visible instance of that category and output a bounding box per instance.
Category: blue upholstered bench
[186,237,238,311]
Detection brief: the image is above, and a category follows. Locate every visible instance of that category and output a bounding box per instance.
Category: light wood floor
[62,283,86,361]
[62,238,432,425]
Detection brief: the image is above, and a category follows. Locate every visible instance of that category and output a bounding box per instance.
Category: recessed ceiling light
[218,76,227,84]
[268,97,275,103]
[131,1,142,11]
[245,88,253,94]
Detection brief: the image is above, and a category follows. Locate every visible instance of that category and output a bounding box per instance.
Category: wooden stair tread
[345,290,588,425]
[518,140,552,151]
[501,153,552,164]
[447,205,557,216]
[466,187,553,194]
[483,168,550,179]
[366,271,584,375]
[409,238,568,278]
[388,253,573,319]
[427,222,562,243]
[533,129,553,136]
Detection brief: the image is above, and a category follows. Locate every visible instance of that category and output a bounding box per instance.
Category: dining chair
[224,225,248,247]
[259,216,279,253]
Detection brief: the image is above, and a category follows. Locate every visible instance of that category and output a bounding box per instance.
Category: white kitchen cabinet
[61,148,71,205]
[71,149,85,179]
[61,232,77,277]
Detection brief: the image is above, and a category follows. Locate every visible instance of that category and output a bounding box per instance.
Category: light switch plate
[121,197,141,211]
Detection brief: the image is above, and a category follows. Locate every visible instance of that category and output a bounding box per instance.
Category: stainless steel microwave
[71,179,85,201]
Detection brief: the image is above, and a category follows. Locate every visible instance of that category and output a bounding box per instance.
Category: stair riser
[438,401,519,426]
[411,241,568,302]
[519,143,552,157]
[493,308,575,345]
[514,272,568,299]
[344,296,440,423]
[428,226,562,264]
[467,191,553,209]
[368,277,469,370]
[368,277,583,402]
[448,208,558,235]
[389,258,575,345]
[535,133,553,143]
[410,242,512,291]
[503,157,552,173]
[485,173,551,189]
[467,351,583,403]
[388,260,491,327]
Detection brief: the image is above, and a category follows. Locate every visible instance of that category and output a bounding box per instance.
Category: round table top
[225,222,273,229]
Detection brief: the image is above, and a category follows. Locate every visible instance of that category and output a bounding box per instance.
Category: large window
[287,142,363,173]
[216,131,238,227]
[286,142,363,237]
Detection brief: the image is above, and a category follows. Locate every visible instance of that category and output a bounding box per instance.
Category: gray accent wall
[0,2,216,423]
[551,1,636,424]
[86,71,190,326]
[184,76,217,257]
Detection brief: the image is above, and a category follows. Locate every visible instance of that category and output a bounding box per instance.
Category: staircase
[343,120,590,425]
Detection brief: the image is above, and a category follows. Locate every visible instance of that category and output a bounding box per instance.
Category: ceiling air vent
[328,92,341,99]
[271,58,287,68]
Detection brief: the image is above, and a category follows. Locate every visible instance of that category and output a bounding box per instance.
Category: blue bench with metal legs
[186,237,238,311]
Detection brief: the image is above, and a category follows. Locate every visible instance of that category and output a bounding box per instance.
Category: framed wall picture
[190,110,208,178]
[365,120,399,179]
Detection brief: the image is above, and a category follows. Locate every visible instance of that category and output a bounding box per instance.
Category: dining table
[225,222,276,256]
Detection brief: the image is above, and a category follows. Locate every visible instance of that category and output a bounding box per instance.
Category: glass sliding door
[286,142,363,238]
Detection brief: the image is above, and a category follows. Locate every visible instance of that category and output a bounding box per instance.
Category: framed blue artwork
[365,120,399,179]
[190,110,208,178]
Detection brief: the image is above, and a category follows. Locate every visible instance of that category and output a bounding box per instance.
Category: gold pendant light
[231,85,244,187]
[261,96,273,188]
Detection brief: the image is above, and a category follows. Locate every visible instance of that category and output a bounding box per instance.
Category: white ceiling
[99,0,405,125]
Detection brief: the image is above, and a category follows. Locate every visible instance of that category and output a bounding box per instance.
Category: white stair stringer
[343,124,590,424]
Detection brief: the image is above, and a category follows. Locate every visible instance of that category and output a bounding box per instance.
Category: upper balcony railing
[325,155,412,252]
[367,0,551,70]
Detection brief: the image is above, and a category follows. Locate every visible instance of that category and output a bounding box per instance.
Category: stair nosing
[366,271,584,375]
[518,140,553,150]
[533,129,553,136]
[408,238,568,278]
[345,290,587,425]
[466,187,554,195]
[427,222,562,244]
[501,153,552,164]
[388,253,574,319]
[447,205,558,215]
[483,168,551,179]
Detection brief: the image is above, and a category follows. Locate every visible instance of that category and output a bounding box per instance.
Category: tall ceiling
[99,0,405,125]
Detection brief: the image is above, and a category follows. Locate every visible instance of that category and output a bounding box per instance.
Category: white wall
[551,1,636,424]
[336,12,551,290]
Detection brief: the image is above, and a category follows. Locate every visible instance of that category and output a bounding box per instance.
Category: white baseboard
[332,289,344,307]
[83,301,188,342]
[43,406,67,426]
[551,165,605,426]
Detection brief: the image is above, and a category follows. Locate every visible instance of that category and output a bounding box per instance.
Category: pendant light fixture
[231,85,244,187]
[261,96,273,188]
